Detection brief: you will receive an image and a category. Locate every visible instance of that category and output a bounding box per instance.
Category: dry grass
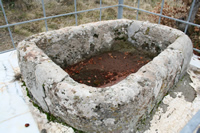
[0,0,199,52]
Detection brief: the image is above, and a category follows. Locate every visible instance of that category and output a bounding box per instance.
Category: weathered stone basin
[17,19,193,132]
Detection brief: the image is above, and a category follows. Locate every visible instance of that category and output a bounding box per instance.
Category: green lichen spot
[131,36,137,41]
[176,35,181,39]
[145,27,150,35]
[26,87,31,98]
[74,96,80,100]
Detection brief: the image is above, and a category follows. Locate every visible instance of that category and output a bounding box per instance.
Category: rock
[17,19,193,132]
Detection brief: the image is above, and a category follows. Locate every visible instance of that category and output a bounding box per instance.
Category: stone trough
[17,19,193,132]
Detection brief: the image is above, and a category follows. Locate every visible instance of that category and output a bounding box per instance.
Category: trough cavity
[17,19,193,133]
[64,40,155,88]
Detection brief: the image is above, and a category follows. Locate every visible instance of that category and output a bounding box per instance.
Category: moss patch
[145,27,150,35]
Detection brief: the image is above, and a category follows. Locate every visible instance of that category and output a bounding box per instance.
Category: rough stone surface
[20,83,74,133]
[143,65,200,133]
[17,19,193,132]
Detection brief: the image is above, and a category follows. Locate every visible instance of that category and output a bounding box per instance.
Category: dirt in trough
[64,49,152,88]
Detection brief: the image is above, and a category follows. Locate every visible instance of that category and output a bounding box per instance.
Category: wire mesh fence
[0,0,200,54]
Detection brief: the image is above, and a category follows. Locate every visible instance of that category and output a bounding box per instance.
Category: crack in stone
[42,84,51,113]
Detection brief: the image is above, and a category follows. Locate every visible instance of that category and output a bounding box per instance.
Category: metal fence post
[0,0,15,49]
[180,110,200,133]
[117,0,124,19]
[41,0,48,31]
[99,0,102,21]
[136,0,140,20]
[184,0,196,33]
[74,0,78,26]
[158,0,165,24]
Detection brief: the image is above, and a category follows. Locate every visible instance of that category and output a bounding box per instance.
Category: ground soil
[64,50,152,88]
[0,30,26,51]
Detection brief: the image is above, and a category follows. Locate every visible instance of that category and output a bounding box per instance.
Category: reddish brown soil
[64,51,152,88]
